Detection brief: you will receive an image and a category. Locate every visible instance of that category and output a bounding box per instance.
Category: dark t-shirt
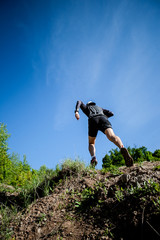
[75,100,114,136]
[75,100,114,119]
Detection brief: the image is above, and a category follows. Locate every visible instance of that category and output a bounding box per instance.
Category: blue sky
[0,0,160,170]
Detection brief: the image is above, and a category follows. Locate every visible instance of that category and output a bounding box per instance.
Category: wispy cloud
[45,0,160,131]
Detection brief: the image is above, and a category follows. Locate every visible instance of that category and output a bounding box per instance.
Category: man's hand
[75,112,80,120]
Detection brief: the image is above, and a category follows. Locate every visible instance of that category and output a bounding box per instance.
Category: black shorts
[88,115,112,137]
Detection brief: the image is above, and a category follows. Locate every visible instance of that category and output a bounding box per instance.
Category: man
[75,100,133,167]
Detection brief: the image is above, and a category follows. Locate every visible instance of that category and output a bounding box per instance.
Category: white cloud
[45,0,160,132]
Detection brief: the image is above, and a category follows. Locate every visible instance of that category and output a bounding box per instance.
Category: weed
[65,214,74,220]
[154,165,160,171]
[137,161,144,167]
[87,168,97,177]
[75,200,81,208]
[101,165,123,175]
[74,181,108,211]
[104,225,114,238]
[115,187,124,202]
[152,197,160,213]
[73,187,96,211]
[61,158,86,175]
[0,204,17,240]
[65,188,69,194]
[37,213,47,224]
[126,180,160,197]
[95,181,107,194]
[58,203,64,210]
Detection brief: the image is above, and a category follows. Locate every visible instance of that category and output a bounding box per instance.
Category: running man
[75,100,133,167]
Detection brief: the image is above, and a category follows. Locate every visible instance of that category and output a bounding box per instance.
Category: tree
[102,148,125,168]
[102,146,160,168]
[0,123,33,186]
[0,123,11,180]
[102,154,112,168]
[153,149,160,159]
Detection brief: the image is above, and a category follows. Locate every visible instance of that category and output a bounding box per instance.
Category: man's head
[86,101,96,106]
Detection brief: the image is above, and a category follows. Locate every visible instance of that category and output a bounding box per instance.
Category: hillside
[1,160,159,240]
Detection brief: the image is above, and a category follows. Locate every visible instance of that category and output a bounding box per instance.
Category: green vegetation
[1,122,159,190]
[102,146,160,169]
[0,205,17,240]
[114,180,160,203]
[61,158,87,175]
[0,122,160,239]
[0,123,89,239]
[0,123,56,188]
[0,123,11,181]
[101,165,123,175]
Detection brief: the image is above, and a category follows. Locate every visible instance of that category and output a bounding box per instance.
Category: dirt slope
[10,161,160,240]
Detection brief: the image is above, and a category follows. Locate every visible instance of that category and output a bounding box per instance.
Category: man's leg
[88,136,96,156]
[88,136,97,166]
[105,128,133,167]
[104,128,123,149]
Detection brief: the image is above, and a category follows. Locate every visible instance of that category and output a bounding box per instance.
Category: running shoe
[121,147,134,167]
[90,156,98,167]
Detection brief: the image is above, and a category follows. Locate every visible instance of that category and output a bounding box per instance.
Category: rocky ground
[1,161,160,240]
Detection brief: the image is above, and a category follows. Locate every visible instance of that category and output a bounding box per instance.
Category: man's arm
[75,100,82,120]
[75,100,82,113]
[75,100,89,120]
[103,109,114,118]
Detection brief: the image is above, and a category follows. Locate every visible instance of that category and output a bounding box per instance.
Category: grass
[154,165,160,171]
[61,158,87,175]
[1,158,160,239]
[101,165,124,175]
[0,159,88,239]
[0,204,18,240]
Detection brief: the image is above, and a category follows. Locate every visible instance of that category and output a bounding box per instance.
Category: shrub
[102,146,160,168]
[61,158,86,175]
